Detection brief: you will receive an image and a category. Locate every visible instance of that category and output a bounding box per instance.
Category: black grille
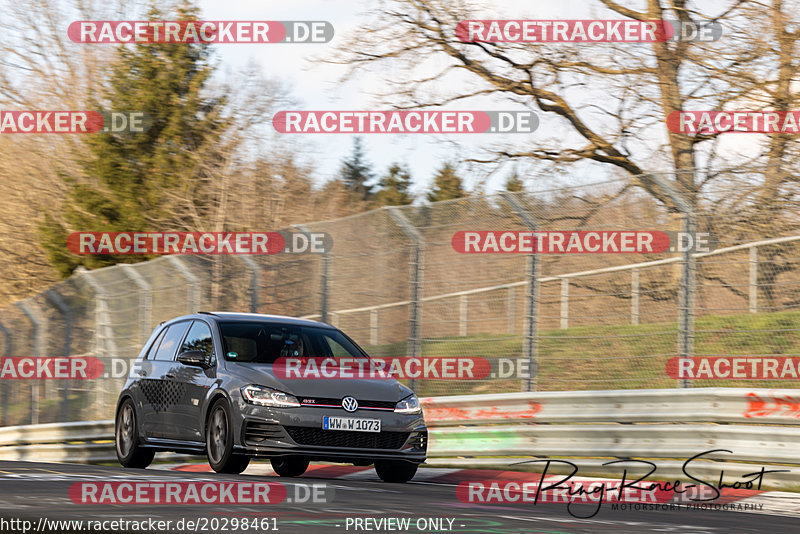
[408,431,427,451]
[300,397,396,410]
[244,421,283,444]
[284,426,409,449]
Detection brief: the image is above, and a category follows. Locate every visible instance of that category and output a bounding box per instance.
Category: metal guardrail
[420,387,800,426]
[0,420,116,463]
[1,388,799,486]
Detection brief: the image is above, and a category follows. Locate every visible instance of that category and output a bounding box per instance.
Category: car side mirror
[177,350,210,368]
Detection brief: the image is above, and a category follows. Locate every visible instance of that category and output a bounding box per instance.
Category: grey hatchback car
[115,312,427,483]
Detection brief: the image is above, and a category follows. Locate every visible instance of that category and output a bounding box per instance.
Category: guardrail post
[749,245,758,313]
[45,290,72,423]
[120,264,152,343]
[237,256,260,313]
[167,256,200,312]
[387,208,424,391]
[502,193,540,391]
[0,319,11,425]
[560,278,570,329]
[15,301,44,425]
[631,268,640,325]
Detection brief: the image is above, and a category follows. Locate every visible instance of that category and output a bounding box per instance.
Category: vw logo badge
[342,396,358,413]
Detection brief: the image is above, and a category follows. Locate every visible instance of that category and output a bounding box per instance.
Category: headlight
[394,394,421,414]
[241,385,300,408]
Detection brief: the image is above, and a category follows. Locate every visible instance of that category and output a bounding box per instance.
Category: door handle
[165,373,176,379]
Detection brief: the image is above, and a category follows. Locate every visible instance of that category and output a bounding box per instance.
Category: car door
[133,326,166,436]
[141,321,192,439]
[165,319,217,442]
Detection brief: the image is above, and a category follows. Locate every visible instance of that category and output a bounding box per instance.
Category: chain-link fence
[1,168,799,425]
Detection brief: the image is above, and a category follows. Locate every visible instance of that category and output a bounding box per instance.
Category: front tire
[206,399,250,474]
[271,456,309,477]
[374,460,417,483]
[115,399,155,469]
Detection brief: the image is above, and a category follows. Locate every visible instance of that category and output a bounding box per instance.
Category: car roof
[177,312,335,329]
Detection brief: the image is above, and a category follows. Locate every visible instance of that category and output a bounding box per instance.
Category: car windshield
[218,321,367,364]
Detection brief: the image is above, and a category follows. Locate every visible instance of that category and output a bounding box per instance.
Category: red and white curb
[153,463,800,517]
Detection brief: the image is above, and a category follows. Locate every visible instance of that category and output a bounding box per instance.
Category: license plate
[323,416,381,433]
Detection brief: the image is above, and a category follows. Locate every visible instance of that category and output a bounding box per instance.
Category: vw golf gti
[114,312,427,482]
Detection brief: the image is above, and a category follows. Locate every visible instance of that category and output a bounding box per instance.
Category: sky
[197,0,589,195]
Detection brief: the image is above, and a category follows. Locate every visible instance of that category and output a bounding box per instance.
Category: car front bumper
[233,403,428,463]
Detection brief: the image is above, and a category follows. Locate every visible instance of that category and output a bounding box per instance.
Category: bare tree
[328,0,800,306]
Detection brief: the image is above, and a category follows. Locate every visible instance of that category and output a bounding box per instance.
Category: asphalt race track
[0,460,796,533]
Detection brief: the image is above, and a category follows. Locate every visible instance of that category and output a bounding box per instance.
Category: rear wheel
[206,399,250,474]
[374,460,417,483]
[115,399,155,468]
[271,456,309,477]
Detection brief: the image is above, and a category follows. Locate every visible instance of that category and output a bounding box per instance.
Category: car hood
[226,362,414,402]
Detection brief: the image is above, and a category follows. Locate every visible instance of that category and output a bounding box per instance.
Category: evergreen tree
[40,2,227,276]
[338,137,375,201]
[427,162,465,202]
[374,163,414,206]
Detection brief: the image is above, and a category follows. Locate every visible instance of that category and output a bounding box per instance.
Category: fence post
[167,256,200,312]
[387,208,424,391]
[237,256,260,313]
[679,211,697,388]
[502,193,540,392]
[121,264,152,343]
[631,268,640,325]
[650,174,695,388]
[320,252,330,323]
[45,290,72,423]
[749,246,758,313]
[0,319,11,425]
[370,308,379,346]
[560,278,570,329]
[507,287,516,334]
[16,301,44,425]
[294,224,326,320]
[459,295,468,337]
[76,267,119,419]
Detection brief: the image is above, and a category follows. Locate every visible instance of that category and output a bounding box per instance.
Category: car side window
[181,320,215,366]
[324,336,352,358]
[144,328,167,360]
[153,322,191,361]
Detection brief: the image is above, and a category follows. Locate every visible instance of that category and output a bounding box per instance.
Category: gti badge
[341,396,358,412]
